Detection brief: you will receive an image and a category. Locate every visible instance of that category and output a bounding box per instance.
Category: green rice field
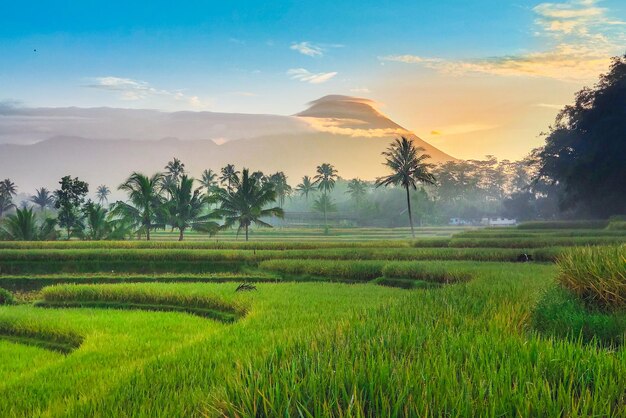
[1,225,625,416]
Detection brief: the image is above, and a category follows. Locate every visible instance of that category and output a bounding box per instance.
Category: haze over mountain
[0,95,454,198]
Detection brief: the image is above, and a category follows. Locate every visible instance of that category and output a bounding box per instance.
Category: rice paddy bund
[1,225,625,417]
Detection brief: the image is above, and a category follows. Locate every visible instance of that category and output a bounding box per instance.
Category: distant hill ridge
[0,95,454,195]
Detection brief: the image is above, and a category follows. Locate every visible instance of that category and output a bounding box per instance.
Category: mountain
[0,96,454,199]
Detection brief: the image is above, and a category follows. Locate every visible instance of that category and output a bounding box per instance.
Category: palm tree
[0,179,17,196]
[216,169,284,241]
[313,164,338,228]
[165,158,185,182]
[30,188,55,211]
[269,172,292,208]
[375,137,436,238]
[312,194,337,229]
[295,175,316,201]
[199,169,218,193]
[113,172,164,240]
[165,175,219,241]
[220,164,240,192]
[0,179,17,218]
[82,201,110,240]
[0,207,57,241]
[313,163,338,195]
[96,185,111,206]
[346,179,368,208]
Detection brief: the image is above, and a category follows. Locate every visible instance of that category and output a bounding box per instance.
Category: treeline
[1,141,543,241]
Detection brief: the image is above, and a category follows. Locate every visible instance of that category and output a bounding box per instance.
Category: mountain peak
[297,95,402,130]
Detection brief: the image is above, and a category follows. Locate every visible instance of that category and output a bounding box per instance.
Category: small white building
[481,217,517,227]
[449,217,473,226]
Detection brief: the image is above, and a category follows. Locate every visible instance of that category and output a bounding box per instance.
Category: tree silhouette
[269,172,292,208]
[313,163,339,228]
[532,54,626,218]
[30,188,55,211]
[216,169,283,241]
[376,137,436,238]
[0,179,17,218]
[96,185,111,206]
[296,175,316,201]
[220,164,240,192]
[54,176,89,239]
[164,175,219,241]
[114,172,164,240]
[0,207,57,241]
[165,158,185,182]
[346,178,368,209]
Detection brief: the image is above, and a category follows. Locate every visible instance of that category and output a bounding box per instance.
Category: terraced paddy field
[1,226,625,416]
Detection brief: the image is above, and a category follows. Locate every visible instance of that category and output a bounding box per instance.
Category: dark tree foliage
[54,175,89,239]
[532,54,626,218]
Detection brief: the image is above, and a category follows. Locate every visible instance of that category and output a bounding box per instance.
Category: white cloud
[290,41,324,57]
[535,103,566,109]
[287,68,338,84]
[85,76,208,108]
[350,87,371,94]
[379,55,442,64]
[379,0,625,81]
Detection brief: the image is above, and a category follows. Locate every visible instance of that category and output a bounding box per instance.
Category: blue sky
[1,0,625,158]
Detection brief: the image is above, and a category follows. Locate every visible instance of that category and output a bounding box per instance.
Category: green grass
[518,220,610,229]
[1,228,626,416]
[556,245,626,311]
[533,286,626,346]
[38,283,248,318]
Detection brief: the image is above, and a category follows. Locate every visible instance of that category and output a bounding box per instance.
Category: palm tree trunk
[245,224,249,241]
[178,228,184,241]
[147,227,151,241]
[405,186,415,238]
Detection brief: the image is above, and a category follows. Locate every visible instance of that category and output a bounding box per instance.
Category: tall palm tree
[269,172,292,208]
[0,207,57,241]
[313,163,338,195]
[312,194,337,229]
[346,179,368,208]
[30,188,55,211]
[96,185,111,206]
[295,175,316,201]
[0,179,17,218]
[375,137,436,238]
[113,172,164,240]
[165,175,219,241]
[313,164,338,228]
[216,169,283,241]
[220,164,240,192]
[199,169,218,193]
[165,158,185,182]
[0,179,17,196]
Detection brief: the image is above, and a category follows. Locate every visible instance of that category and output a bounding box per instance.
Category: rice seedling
[518,220,610,229]
[556,245,626,312]
[38,283,248,319]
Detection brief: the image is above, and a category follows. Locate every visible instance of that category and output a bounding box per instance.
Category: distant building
[449,217,472,226]
[481,217,517,227]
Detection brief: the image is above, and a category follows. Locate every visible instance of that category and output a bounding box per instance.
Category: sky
[1,0,625,160]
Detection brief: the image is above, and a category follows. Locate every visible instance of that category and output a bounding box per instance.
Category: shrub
[533,287,626,346]
[556,245,626,312]
[0,288,14,305]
